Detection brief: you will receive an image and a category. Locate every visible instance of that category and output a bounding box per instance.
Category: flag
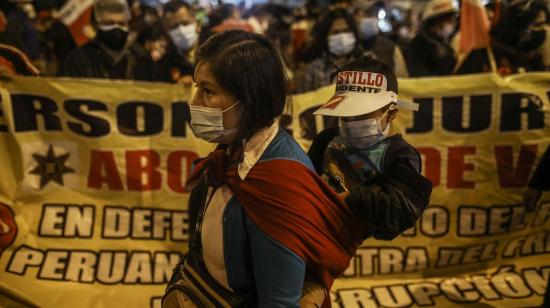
[459,0,491,53]
[57,0,94,46]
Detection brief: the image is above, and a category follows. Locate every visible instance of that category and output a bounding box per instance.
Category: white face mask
[328,32,356,56]
[189,102,240,143]
[339,108,392,149]
[169,23,198,52]
[359,17,379,40]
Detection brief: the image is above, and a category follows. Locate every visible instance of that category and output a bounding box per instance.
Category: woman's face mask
[328,32,356,56]
[169,23,198,52]
[339,107,393,149]
[189,102,240,143]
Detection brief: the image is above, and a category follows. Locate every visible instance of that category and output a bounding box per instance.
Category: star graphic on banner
[29,145,75,189]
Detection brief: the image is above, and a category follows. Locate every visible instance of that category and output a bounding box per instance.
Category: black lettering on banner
[404,247,429,273]
[101,206,188,241]
[372,284,412,307]
[350,246,426,277]
[37,249,69,281]
[533,201,550,227]
[334,288,376,308]
[489,266,532,299]
[96,250,129,284]
[419,205,449,237]
[334,264,550,307]
[471,275,502,300]
[407,282,440,306]
[502,231,550,258]
[65,250,98,284]
[522,266,550,296]
[171,102,190,137]
[6,245,44,276]
[11,94,62,132]
[442,95,491,133]
[5,246,184,285]
[457,205,528,237]
[439,278,480,303]
[64,99,110,137]
[436,242,497,268]
[150,297,162,308]
[153,252,181,284]
[500,93,544,131]
[38,203,95,238]
[123,251,154,284]
[117,101,163,136]
[406,98,433,134]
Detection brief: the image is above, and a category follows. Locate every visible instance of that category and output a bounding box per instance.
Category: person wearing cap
[308,56,432,241]
[406,0,458,77]
[59,0,154,80]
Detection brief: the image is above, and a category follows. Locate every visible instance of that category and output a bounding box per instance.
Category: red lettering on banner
[352,71,358,84]
[88,151,124,190]
[494,145,538,188]
[126,150,161,191]
[167,151,199,193]
[417,147,441,187]
[447,147,476,189]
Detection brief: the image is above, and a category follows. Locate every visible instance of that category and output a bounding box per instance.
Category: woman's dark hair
[194,30,289,144]
[331,55,398,94]
[303,8,359,62]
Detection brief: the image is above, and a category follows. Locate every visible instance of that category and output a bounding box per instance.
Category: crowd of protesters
[0,0,548,85]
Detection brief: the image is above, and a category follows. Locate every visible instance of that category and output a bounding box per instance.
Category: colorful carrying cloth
[186,149,369,307]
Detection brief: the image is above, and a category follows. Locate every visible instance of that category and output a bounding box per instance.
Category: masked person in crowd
[2,0,41,61]
[354,0,409,77]
[293,8,363,93]
[491,0,549,73]
[406,0,458,77]
[163,30,371,308]
[154,0,198,84]
[59,0,153,80]
[308,56,432,242]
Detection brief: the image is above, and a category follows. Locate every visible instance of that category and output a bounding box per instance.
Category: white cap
[422,0,458,21]
[313,70,418,117]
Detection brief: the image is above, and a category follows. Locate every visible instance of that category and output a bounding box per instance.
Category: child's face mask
[339,107,393,149]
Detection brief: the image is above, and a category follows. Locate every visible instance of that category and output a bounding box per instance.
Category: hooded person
[406,0,458,77]
[308,56,432,241]
[59,0,154,80]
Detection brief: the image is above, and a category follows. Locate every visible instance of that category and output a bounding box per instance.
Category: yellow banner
[0,73,549,308]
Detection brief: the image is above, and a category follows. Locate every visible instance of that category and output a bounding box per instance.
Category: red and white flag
[459,0,491,53]
[57,0,94,46]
